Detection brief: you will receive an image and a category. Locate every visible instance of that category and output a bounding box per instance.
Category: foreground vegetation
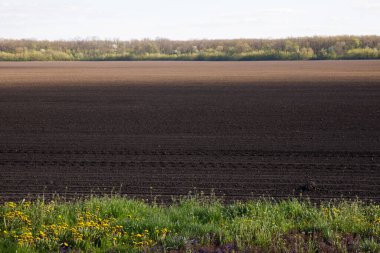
[1,195,380,252]
[1,36,380,61]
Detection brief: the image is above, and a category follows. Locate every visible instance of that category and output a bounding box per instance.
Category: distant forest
[0,36,380,61]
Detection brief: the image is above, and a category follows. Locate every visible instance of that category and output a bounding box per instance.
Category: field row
[0,160,378,170]
[1,149,380,158]
[1,160,379,202]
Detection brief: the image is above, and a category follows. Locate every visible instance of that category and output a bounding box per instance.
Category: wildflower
[22,202,31,208]
[332,208,340,215]
[39,231,46,238]
[5,202,17,209]
[63,242,69,247]
[18,232,34,246]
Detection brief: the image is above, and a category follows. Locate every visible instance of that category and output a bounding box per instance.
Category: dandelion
[5,202,17,209]
[39,231,46,238]
[332,208,340,215]
[22,201,31,208]
[18,232,34,246]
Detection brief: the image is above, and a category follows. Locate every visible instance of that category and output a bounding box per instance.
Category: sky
[0,0,379,40]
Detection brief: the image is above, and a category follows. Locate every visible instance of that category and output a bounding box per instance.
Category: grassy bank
[1,195,379,252]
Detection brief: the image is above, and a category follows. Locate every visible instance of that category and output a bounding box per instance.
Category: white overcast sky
[0,0,379,40]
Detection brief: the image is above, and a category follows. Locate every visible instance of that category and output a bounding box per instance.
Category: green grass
[0,195,379,252]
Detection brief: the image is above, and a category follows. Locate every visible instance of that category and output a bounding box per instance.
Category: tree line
[0,36,379,61]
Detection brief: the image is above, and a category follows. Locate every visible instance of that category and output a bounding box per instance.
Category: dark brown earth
[0,61,379,202]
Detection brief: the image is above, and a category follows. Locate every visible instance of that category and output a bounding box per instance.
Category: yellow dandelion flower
[39,231,46,238]
[22,201,31,208]
[5,202,17,209]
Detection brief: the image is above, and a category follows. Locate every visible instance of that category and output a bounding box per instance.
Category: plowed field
[1,61,379,202]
